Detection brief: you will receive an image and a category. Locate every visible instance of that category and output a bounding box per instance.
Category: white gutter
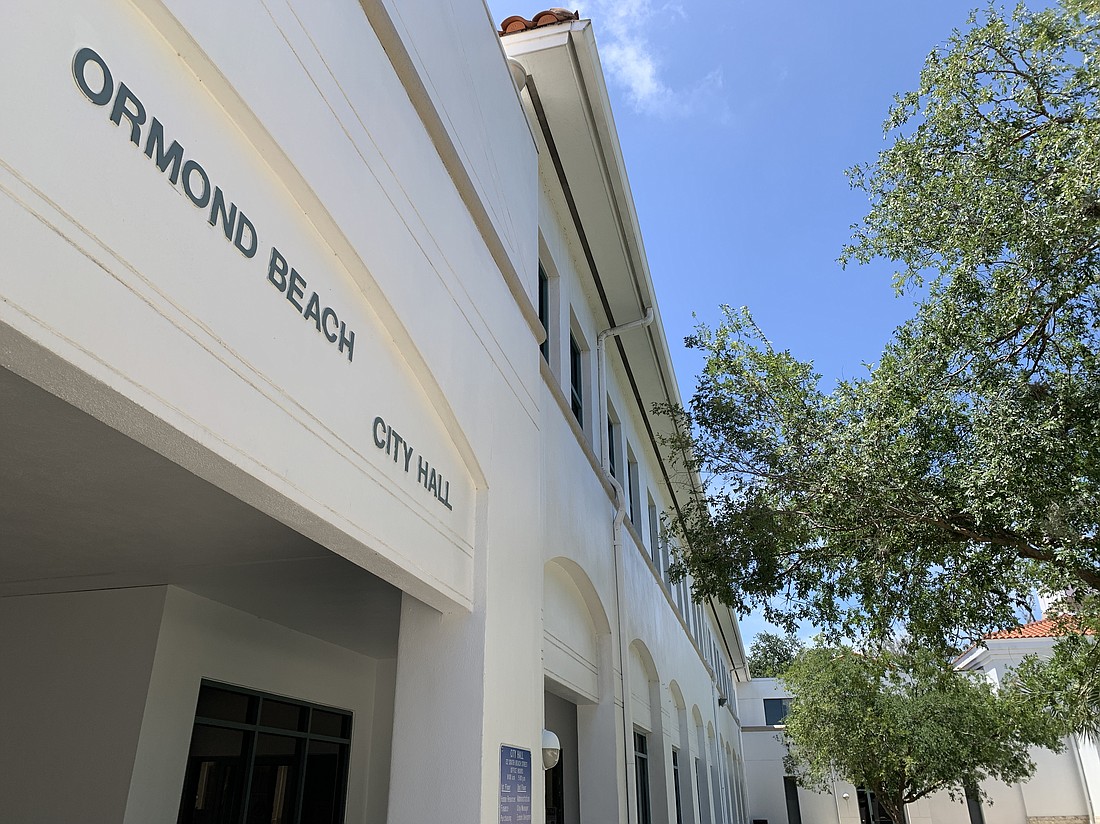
[598,308,655,824]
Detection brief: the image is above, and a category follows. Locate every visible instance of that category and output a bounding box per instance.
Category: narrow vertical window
[569,334,583,428]
[783,776,803,824]
[538,263,550,362]
[626,446,640,524]
[671,748,683,824]
[634,731,652,824]
[607,415,618,478]
[647,496,659,563]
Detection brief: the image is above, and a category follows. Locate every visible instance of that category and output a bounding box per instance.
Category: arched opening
[543,558,613,824]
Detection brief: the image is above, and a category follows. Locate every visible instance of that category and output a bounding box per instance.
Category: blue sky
[575,0,987,391]
[490,1,1030,647]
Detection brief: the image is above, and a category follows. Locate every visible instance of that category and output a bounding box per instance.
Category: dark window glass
[177,683,352,824]
[302,740,346,824]
[569,335,583,427]
[671,748,683,824]
[764,697,792,725]
[246,735,300,824]
[261,699,306,732]
[310,709,349,739]
[538,264,550,361]
[544,745,564,824]
[607,417,617,478]
[648,500,659,560]
[784,776,803,824]
[178,725,249,824]
[634,731,651,824]
[627,456,639,523]
[196,686,255,724]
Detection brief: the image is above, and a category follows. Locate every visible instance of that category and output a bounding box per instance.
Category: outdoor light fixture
[542,729,561,770]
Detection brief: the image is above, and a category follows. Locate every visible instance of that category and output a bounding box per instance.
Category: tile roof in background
[986,616,1094,640]
[499,8,579,35]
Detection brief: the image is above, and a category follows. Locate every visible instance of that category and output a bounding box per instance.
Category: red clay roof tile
[985,616,1094,640]
[499,9,579,36]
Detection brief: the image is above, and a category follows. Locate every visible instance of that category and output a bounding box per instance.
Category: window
[607,414,619,478]
[538,263,550,361]
[783,776,803,824]
[626,446,640,525]
[647,496,659,564]
[634,731,652,824]
[671,748,683,824]
[764,697,792,726]
[177,682,352,824]
[569,334,583,428]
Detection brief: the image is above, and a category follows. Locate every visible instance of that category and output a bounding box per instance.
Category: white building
[0,3,747,823]
[739,620,1099,824]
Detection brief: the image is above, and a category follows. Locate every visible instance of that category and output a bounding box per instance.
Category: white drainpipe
[597,308,654,823]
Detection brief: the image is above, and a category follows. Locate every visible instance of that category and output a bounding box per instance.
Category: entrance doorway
[544,692,580,824]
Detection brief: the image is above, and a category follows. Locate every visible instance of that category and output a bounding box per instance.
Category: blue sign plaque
[499,744,533,824]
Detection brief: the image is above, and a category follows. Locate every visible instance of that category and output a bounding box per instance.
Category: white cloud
[579,0,727,120]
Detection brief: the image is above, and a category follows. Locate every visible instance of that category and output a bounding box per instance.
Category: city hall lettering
[71,47,356,362]
[372,417,453,510]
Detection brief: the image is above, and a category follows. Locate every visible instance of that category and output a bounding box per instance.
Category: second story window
[627,446,640,524]
[764,697,792,725]
[569,334,583,427]
[607,414,619,478]
[647,496,660,564]
[538,263,549,362]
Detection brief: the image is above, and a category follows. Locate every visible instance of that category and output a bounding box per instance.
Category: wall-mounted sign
[499,745,532,824]
[71,45,463,516]
[71,46,357,363]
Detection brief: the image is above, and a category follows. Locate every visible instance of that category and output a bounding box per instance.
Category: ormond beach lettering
[70,45,458,511]
[71,46,356,362]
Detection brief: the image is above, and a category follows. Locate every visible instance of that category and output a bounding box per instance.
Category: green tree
[663,0,1100,732]
[747,630,804,678]
[780,646,1062,824]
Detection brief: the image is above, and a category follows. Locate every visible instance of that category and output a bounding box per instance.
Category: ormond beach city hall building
[0,3,750,822]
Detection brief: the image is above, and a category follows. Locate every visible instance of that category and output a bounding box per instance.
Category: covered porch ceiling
[0,366,401,658]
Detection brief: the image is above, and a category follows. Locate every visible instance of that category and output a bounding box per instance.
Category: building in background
[0,2,746,822]
[739,620,1099,824]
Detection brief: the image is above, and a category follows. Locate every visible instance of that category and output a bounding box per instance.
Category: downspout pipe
[597,308,655,823]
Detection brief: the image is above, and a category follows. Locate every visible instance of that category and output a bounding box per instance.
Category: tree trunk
[881,793,906,824]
